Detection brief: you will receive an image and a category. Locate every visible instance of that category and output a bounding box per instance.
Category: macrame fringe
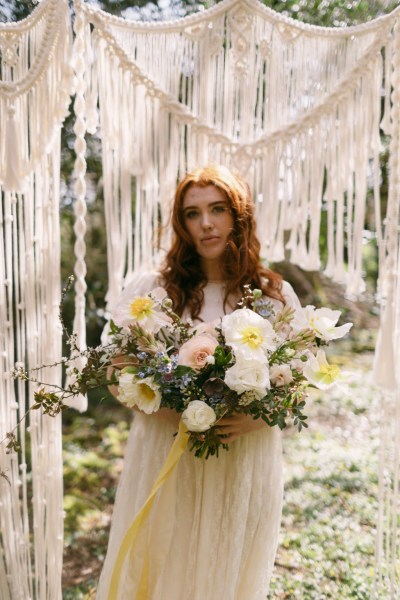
[75,0,399,301]
[0,1,73,598]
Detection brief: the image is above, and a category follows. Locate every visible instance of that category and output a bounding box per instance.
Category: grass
[62,350,385,599]
[268,351,382,599]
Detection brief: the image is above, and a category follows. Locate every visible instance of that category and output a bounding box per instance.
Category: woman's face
[182,185,234,268]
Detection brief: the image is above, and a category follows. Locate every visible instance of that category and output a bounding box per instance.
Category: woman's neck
[201,259,224,282]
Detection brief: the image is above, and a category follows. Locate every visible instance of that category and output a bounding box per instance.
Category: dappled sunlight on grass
[268,352,383,599]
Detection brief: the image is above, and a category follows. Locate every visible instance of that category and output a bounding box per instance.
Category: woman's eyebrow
[183,201,227,210]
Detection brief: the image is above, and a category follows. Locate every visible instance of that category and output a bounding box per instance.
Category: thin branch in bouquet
[0,277,120,472]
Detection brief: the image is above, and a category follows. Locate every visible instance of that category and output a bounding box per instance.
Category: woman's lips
[201,235,220,243]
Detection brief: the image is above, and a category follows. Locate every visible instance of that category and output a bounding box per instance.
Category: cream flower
[118,372,162,413]
[292,306,352,342]
[182,400,217,432]
[221,308,277,360]
[178,334,219,371]
[303,349,341,390]
[112,287,172,333]
[269,364,294,387]
[224,357,270,400]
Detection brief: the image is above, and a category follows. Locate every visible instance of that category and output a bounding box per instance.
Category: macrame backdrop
[73,0,400,595]
[0,0,73,598]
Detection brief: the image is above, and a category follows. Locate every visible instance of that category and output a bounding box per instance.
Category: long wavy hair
[160,165,285,319]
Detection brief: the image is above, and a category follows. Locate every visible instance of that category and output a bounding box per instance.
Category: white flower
[182,400,217,432]
[292,306,352,342]
[221,308,277,360]
[118,372,162,413]
[238,390,258,407]
[269,364,294,387]
[303,349,341,390]
[112,287,173,333]
[224,357,270,400]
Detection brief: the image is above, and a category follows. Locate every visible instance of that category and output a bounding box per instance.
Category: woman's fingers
[110,354,138,369]
[218,414,242,425]
[214,413,266,443]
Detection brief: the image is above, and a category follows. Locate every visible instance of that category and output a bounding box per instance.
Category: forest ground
[62,344,388,599]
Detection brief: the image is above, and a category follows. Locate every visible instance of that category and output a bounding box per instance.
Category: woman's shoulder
[280,280,302,311]
[122,270,162,296]
[261,277,302,311]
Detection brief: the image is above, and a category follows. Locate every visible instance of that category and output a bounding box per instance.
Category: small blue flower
[138,352,147,360]
[137,371,146,379]
[208,395,223,407]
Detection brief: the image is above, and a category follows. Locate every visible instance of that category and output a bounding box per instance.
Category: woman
[97,165,301,600]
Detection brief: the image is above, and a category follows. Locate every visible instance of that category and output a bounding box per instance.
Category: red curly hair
[160,165,285,319]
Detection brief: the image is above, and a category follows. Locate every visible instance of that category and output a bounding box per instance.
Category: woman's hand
[106,354,137,399]
[216,413,267,444]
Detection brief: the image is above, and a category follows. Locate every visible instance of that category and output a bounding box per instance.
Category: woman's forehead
[183,184,227,207]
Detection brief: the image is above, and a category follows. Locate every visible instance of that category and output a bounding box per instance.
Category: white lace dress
[96,273,301,600]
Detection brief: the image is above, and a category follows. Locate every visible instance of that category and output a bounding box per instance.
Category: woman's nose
[201,213,213,229]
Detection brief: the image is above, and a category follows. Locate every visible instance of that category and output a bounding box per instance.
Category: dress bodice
[116,272,301,325]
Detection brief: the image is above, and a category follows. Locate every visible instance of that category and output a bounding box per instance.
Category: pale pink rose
[178,334,219,370]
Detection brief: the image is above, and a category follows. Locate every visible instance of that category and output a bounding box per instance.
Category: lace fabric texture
[96,274,301,600]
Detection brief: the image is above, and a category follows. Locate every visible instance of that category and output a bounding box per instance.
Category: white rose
[269,364,294,387]
[118,372,162,414]
[221,308,278,360]
[182,400,217,432]
[292,305,352,342]
[224,357,270,400]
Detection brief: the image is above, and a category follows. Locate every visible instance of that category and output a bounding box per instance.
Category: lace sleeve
[281,281,302,312]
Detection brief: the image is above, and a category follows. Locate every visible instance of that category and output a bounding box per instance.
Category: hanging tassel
[3,104,25,193]
[373,297,397,391]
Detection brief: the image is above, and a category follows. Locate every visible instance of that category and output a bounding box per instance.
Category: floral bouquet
[103,285,352,458]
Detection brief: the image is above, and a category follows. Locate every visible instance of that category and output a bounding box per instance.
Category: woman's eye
[212,205,227,214]
[185,210,199,219]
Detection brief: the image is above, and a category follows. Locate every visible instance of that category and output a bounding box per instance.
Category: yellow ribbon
[108,420,189,600]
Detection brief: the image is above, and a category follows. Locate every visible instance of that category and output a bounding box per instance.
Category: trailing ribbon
[108,419,189,600]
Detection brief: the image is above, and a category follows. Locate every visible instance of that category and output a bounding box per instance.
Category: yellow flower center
[240,326,263,349]
[138,382,156,401]
[129,297,154,320]
[319,363,340,383]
